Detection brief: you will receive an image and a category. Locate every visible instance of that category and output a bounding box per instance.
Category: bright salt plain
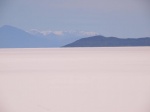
[0,47,150,112]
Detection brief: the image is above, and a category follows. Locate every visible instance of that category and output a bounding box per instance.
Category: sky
[0,0,150,38]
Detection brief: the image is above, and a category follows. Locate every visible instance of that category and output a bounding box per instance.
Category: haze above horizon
[0,0,150,38]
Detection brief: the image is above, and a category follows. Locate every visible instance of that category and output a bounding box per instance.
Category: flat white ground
[0,47,150,112]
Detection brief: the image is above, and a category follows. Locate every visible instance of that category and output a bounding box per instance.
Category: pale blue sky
[0,0,150,38]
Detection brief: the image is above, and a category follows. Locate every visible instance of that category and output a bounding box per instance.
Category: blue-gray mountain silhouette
[0,25,80,48]
[64,35,150,47]
[0,25,55,48]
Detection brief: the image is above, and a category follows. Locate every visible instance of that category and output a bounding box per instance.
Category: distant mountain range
[0,25,97,48]
[64,35,150,47]
[0,25,150,48]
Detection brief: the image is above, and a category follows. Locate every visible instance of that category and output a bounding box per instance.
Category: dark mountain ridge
[64,35,150,47]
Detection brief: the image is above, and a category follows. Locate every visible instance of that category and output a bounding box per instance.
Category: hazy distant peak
[1,25,13,28]
[1,25,16,30]
[0,25,25,33]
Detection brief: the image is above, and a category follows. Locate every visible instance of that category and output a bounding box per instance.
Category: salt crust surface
[0,47,150,112]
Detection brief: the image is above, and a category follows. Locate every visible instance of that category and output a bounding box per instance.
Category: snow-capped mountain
[28,29,99,37]
[27,29,99,47]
